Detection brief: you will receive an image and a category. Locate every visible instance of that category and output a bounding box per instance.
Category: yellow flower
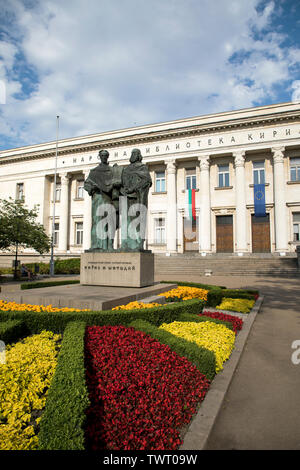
[0,331,61,450]
[158,286,208,301]
[159,321,235,373]
[112,301,162,310]
[0,300,91,313]
[216,298,255,313]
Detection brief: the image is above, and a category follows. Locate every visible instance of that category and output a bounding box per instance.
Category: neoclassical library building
[1,101,300,259]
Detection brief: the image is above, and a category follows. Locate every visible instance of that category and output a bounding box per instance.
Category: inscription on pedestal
[80,252,154,288]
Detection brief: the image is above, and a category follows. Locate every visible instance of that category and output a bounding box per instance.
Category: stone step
[154,255,299,277]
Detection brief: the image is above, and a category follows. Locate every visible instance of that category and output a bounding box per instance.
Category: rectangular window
[16,183,24,200]
[218,164,230,187]
[75,221,83,245]
[290,157,300,182]
[154,218,165,244]
[253,161,265,185]
[155,171,166,192]
[55,184,61,202]
[293,213,300,242]
[186,169,196,190]
[54,223,59,246]
[76,180,84,199]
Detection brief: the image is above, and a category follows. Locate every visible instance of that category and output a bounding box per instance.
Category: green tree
[0,198,51,279]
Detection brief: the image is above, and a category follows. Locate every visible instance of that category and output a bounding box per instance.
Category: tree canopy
[0,198,51,254]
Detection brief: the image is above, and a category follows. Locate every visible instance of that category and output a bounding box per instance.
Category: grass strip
[21,280,80,290]
[38,321,89,450]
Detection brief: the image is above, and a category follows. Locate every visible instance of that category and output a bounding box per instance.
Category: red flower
[199,311,243,334]
[84,326,210,450]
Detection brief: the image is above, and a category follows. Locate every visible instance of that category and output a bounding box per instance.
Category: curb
[180,295,264,450]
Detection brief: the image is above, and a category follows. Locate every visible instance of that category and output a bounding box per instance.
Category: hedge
[0,298,205,334]
[206,288,224,307]
[26,258,80,275]
[129,319,216,381]
[221,289,257,300]
[161,280,226,290]
[38,321,89,450]
[0,319,27,344]
[21,280,80,290]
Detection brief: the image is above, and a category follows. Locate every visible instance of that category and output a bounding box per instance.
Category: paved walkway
[156,274,300,450]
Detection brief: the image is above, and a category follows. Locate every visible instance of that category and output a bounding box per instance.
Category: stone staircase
[154,253,300,277]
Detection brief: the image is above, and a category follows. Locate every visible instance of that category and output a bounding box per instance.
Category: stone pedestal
[80,251,154,287]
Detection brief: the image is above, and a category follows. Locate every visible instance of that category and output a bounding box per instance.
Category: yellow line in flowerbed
[216,298,255,313]
[159,321,236,373]
[0,300,90,312]
[0,331,61,450]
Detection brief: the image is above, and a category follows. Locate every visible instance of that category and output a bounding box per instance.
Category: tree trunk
[14,242,18,280]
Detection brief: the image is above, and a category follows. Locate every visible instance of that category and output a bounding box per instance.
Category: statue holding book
[84,148,152,252]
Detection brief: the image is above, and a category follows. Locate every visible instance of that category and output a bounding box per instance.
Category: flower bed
[112,301,162,310]
[159,321,235,373]
[199,311,243,334]
[84,325,210,450]
[158,286,208,302]
[0,300,90,313]
[0,279,256,450]
[216,297,255,313]
[0,331,61,450]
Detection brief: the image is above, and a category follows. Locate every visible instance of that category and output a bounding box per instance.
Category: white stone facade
[1,101,300,257]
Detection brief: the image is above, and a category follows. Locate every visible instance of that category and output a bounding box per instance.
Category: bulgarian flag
[186,189,196,221]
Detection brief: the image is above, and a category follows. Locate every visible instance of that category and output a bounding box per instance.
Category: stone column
[272,146,288,252]
[83,170,92,251]
[233,151,247,254]
[58,173,70,252]
[166,159,177,253]
[198,155,211,253]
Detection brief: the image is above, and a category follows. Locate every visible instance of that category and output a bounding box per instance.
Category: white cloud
[0,0,299,149]
[291,80,300,102]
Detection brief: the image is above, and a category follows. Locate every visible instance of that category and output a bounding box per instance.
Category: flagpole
[50,115,59,277]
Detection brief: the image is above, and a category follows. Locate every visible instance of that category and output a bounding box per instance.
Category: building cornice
[1,104,300,165]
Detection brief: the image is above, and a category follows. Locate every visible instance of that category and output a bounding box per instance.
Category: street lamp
[50,116,59,277]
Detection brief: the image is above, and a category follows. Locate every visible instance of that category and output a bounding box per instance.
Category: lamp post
[50,116,59,277]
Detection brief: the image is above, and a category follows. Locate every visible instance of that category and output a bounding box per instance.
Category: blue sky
[0,0,300,151]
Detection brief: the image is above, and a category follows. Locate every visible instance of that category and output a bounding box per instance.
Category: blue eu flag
[254,184,266,217]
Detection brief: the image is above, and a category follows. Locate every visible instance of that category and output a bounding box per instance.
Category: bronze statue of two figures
[84,148,152,252]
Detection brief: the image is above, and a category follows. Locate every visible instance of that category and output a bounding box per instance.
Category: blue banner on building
[254,184,266,217]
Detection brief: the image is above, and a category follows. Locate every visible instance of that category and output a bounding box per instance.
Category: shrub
[26,258,80,275]
[206,288,224,307]
[221,289,257,300]
[38,321,89,450]
[129,319,216,381]
[0,298,205,334]
[161,280,226,290]
[26,262,50,275]
[0,319,27,344]
[54,258,80,274]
